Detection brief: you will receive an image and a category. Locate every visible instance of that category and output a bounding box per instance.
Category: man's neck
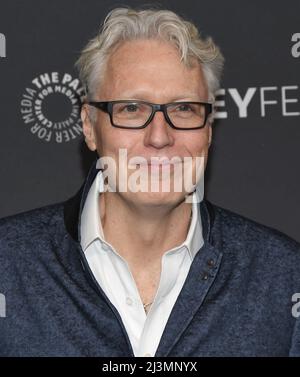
[99,192,192,264]
[98,192,193,307]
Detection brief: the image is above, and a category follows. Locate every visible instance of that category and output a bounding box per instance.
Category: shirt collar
[80,169,203,260]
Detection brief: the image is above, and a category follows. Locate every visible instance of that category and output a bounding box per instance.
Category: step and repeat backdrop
[0,0,299,241]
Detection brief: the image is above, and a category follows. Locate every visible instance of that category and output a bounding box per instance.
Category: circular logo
[20,72,85,143]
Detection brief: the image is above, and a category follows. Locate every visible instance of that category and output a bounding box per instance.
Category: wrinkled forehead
[99,39,209,100]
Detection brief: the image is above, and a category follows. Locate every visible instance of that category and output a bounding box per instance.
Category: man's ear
[81,105,97,151]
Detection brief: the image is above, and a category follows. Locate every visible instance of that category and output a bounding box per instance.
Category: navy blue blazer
[0,159,300,356]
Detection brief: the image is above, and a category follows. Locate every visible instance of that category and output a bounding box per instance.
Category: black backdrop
[0,0,299,242]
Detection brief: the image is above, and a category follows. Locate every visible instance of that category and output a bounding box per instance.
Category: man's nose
[143,110,174,149]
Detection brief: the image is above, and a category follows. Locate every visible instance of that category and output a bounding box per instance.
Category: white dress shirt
[80,170,203,357]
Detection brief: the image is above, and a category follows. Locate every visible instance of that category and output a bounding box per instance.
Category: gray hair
[76,7,224,103]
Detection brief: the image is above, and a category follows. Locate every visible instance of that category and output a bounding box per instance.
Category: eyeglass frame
[87,100,213,130]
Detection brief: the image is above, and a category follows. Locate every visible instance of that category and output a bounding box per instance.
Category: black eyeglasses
[87,100,212,130]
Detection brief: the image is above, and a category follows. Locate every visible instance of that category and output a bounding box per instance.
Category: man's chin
[119,190,188,209]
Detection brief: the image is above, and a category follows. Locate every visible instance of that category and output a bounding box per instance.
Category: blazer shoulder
[209,201,300,258]
[0,202,65,254]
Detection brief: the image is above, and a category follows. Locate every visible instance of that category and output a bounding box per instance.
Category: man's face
[82,38,212,210]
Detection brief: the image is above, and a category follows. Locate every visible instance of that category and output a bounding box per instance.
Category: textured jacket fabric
[0,159,300,357]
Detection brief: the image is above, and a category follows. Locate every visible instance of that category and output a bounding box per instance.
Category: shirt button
[126,297,133,306]
[207,259,215,267]
[202,272,209,280]
[144,353,152,357]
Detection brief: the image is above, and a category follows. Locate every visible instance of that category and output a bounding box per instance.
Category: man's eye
[177,104,192,112]
[123,104,139,112]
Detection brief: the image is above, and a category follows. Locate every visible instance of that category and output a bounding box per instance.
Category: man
[0,7,300,357]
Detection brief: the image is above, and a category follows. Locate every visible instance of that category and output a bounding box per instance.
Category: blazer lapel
[155,201,223,357]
